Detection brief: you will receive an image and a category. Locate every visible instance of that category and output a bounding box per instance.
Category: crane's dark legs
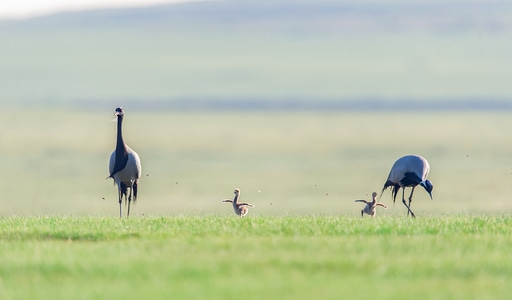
[127,180,135,218]
[407,186,416,216]
[118,186,122,218]
[401,188,416,218]
[127,192,132,218]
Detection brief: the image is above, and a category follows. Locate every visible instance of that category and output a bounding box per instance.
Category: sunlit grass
[0,215,510,299]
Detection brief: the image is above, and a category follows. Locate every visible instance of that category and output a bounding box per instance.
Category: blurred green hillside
[1,0,512,108]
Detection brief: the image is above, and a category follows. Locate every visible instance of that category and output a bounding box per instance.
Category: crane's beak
[112,111,121,122]
[420,180,433,200]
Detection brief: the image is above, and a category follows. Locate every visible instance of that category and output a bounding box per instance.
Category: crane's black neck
[233,193,239,205]
[116,114,127,154]
[110,113,129,178]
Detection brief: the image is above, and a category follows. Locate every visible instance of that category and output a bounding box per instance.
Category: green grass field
[1,109,511,299]
[0,215,510,299]
[2,2,512,298]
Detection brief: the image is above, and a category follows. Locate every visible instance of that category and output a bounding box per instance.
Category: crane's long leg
[401,188,416,218]
[407,186,416,216]
[127,189,132,218]
[118,184,123,218]
[127,180,134,218]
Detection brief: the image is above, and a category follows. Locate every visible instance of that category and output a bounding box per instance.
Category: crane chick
[355,192,388,217]
[222,188,255,217]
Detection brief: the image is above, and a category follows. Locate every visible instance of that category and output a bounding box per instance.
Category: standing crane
[355,192,388,217]
[381,155,433,217]
[222,188,255,217]
[108,107,142,218]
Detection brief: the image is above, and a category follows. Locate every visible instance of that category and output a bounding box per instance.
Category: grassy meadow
[0,215,511,299]
[1,1,512,299]
[1,108,512,299]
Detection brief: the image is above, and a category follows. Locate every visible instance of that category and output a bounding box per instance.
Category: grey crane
[381,154,433,217]
[107,107,142,218]
[222,188,255,217]
[355,192,388,217]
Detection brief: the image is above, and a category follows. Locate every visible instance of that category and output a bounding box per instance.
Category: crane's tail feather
[380,181,400,206]
[133,182,138,203]
[391,185,400,205]
[380,180,393,200]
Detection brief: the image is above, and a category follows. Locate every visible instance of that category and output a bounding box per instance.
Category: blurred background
[0,0,511,216]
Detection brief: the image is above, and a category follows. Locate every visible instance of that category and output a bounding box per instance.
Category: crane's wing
[376,203,388,209]
[238,202,254,207]
[355,200,370,204]
[128,148,142,180]
[221,199,233,203]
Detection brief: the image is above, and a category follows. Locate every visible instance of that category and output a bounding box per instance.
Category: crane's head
[234,188,240,195]
[420,180,433,199]
[114,107,124,117]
